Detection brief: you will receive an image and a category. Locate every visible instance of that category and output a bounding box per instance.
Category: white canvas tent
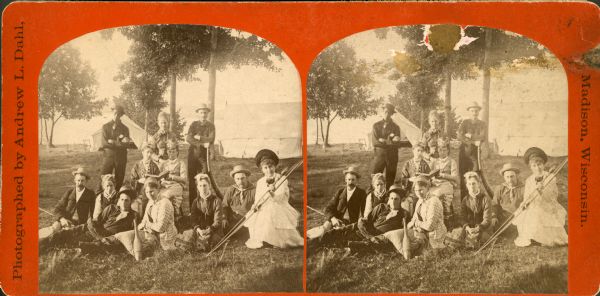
[89,115,148,152]
[218,102,301,159]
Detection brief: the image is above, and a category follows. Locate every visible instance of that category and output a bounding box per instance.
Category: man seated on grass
[381,175,447,258]
[40,185,137,253]
[308,184,409,254]
[42,167,96,237]
[322,166,367,232]
[222,164,256,233]
[492,163,524,224]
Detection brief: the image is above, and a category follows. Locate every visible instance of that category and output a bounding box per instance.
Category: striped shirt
[409,193,447,248]
[140,198,177,250]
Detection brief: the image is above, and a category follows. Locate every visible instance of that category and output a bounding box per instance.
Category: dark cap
[524,147,548,165]
[111,104,125,116]
[388,184,406,197]
[383,103,396,114]
[255,149,279,168]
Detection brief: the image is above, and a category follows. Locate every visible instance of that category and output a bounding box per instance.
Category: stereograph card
[1,1,599,295]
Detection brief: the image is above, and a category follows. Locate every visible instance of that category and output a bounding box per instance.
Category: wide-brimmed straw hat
[499,163,521,176]
[71,167,90,179]
[195,103,211,113]
[466,102,482,111]
[343,166,361,178]
[230,164,251,178]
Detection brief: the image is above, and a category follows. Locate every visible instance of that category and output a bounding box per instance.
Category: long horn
[39,207,55,216]
[307,206,326,216]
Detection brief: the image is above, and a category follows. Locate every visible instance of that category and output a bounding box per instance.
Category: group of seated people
[40,145,304,259]
[308,142,568,257]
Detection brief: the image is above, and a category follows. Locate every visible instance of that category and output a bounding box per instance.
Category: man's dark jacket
[324,186,367,224]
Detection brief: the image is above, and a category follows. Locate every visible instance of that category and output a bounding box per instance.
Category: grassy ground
[39,144,304,293]
[306,144,568,293]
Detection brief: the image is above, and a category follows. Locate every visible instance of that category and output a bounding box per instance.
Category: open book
[145,170,170,180]
[417,169,440,179]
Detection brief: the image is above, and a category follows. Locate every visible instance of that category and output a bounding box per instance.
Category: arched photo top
[38,24,302,159]
[307,24,567,157]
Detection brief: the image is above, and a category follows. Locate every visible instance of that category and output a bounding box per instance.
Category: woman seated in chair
[159,139,188,224]
[400,142,431,216]
[429,138,459,228]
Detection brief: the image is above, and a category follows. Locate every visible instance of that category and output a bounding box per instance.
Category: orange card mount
[2,2,600,295]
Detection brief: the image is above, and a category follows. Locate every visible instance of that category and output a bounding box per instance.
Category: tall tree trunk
[43,118,50,145]
[324,117,333,148]
[169,70,177,134]
[481,28,492,141]
[39,119,44,145]
[48,118,56,148]
[208,27,218,160]
[419,109,425,132]
[444,70,452,137]
[144,109,149,140]
[315,119,320,145]
[208,27,218,124]
[481,29,492,158]
[319,118,326,145]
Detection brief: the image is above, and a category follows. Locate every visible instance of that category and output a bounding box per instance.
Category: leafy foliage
[308,41,381,145]
[39,44,105,146]
[377,25,554,134]
[115,25,284,132]
[112,96,186,140]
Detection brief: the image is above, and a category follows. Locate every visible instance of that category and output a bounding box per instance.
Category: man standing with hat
[371,103,403,189]
[457,101,487,197]
[186,103,216,207]
[51,167,96,232]
[222,164,256,232]
[100,104,131,191]
[492,163,524,224]
[322,166,367,231]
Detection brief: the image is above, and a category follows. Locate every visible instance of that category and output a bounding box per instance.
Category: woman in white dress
[513,147,567,247]
[245,149,304,249]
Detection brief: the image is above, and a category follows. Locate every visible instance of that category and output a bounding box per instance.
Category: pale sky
[44,28,301,145]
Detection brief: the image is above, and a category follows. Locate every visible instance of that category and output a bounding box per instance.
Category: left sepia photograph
[37,25,304,293]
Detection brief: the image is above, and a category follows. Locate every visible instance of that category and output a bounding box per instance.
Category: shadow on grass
[238,264,303,292]
[506,263,568,294]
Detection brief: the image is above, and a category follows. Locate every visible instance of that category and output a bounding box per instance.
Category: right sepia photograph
[306,25,568,293]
